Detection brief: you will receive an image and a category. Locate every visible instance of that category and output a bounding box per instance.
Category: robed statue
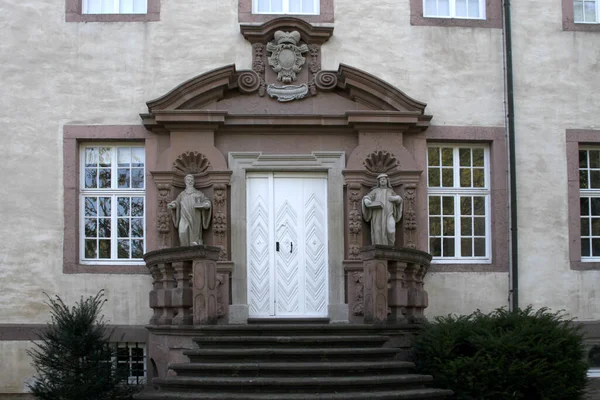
[167,174,212,246]
[362,173,403,246]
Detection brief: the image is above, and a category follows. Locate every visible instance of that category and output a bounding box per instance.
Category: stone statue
[167,174,212,246]
[362,173,403,246]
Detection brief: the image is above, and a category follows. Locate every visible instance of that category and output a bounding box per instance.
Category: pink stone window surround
[65,0,160,22]
[238,0,333,23]
[64,125,150,274]
[567,129,600,270]
[411,0,502,28]
[563,0,600,31]
[425,126,508,273]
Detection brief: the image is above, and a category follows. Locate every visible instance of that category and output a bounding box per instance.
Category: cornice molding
[239,17,334,44]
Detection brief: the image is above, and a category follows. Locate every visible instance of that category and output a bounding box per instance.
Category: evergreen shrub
[413,306,588,400]
[28,291,141,400]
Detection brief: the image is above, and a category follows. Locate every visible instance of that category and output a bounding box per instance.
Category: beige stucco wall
[0,342,36,394]
[510,0,600,320]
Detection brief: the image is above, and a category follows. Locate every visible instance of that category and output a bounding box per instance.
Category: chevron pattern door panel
[247,173,328,318]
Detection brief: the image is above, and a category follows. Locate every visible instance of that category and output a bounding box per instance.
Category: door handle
[276,242,280,251]
[290,242,293,253]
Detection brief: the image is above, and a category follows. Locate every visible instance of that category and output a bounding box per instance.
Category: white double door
[246,172,328,317]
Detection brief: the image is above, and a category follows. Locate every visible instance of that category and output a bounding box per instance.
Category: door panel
[247,172,328,318]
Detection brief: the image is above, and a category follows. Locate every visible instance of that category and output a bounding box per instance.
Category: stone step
[191,335,389,348]
[191,324,419,336]
[170,360,416,377]
[183,347,402,363]
[152,374,434,393]
[136,388,453,399]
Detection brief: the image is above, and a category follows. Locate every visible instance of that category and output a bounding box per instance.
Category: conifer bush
[28,291,141,400]
[413,306,588,400]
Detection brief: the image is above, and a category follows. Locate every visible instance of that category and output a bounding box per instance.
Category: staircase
[135,324,452,400]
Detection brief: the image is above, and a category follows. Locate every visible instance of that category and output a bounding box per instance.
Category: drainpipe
[502,0,519,311]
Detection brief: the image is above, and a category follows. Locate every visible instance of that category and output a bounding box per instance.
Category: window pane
[473,196,485,215]
[461,217,472,235]
[461,238,472,257]
[581,170,589,189]
[455,0,467,17]
[441,148,453,166]
[582,218,590,236]
[580,150,588,168]
[592,198,600,216]
[132,240,144,258]
[442,196,454,215]
[428,168,440,187]
[99,218,111,238]
[118,218,130,238]
[472,148,484,167]
[592,218,600,236]
[99,147,111,167]
[459,148,470,167]
[474,238,486,256]
[468,0,480,17]
[118,148,131,167]
[443,217,455,235]
[99,197,111,217]
[85,219,97,237]
[271,0,283,12]
[460,168,471,187]
[118,239,130,259]
[131,219,144,238]
[429,196,441,215]
[118,168,130,188]
[133,0,147,13]
[132,147,145,167]
[582,198,590,216]
[99,239,111,258]
[85,240,97,258]
[474,217,485,236]
[425,0,437,15]
[131,169,144,189]
[438,0,450,15]
[85,168,97,189]
[430,217,441,235]
[593,150,600,168]
[593,238,600,257]
[575,1,584,21]
[585,1,597,22]
[460,197,472,215]
[582,238,591,257]
[256,0,269,12]
[430,238,441,256]
[86,147,99,167]
[428,147,440,166]
[118,197,130,217]
[443,238,455,257]
[132,197,144,217]
[473,168,485,187]
[442,168,454,187]
[591,170,600,188]
[85,0,103,14]
[85,197,97,217]
[99,168,111,188]
[120,0,134,13]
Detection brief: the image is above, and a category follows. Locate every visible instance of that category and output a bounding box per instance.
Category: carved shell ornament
[172,152,210,175]
[363,150,400,173]
[266,30,309,84]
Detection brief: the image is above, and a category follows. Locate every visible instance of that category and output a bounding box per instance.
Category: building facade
[1,0,600,395]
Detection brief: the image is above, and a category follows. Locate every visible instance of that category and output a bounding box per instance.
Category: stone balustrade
[144,245,231,325]
[347,245,431,324]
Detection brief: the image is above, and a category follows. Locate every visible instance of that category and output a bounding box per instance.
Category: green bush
[28,291,141,400]
[413,307,588,400]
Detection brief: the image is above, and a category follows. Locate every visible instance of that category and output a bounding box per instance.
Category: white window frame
[252,0,320,15]
[574,0,600,23]
[82,0,148,14]
[79,143,146,265]
[427,144,491,264]
[113,342,147,385]
[578,147,600,261]
[423,0,486,20]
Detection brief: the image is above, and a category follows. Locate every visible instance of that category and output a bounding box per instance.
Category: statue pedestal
[144,245,226,326]
[360,245,431,324]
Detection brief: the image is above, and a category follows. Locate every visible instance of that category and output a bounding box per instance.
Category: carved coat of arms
[267,31,308,84]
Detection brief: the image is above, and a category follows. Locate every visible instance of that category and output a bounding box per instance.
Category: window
[253,0,319,14]
[427,144,491,262]
[82,0,147,14]
[423,0,485,19]
[578,148,600,259]
[115,343,146,385]
[80,144,145,264]
[574,0,600,22]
